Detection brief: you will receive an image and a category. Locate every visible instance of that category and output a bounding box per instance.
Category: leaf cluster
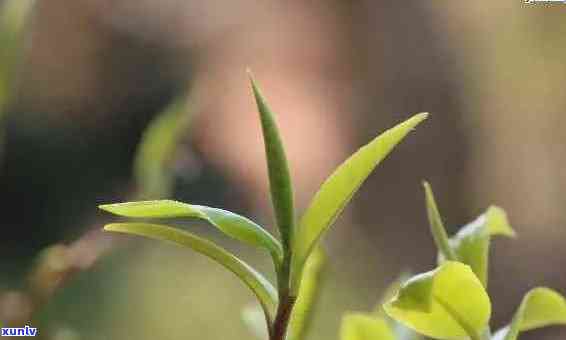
[99,73,566,340]
[342,184,566,340]
[100,74,427,340]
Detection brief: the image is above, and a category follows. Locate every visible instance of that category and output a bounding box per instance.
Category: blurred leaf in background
[0,0,33,111]
[0,0,34,155]
[134,97,190,199]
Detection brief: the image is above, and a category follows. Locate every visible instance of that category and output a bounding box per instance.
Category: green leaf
[440,206,515,287]
[104,223,278,320]
[492,287,566,340]
[0,0,34,112]
[249,73,295,253]
[291,112,428,292]
[384,261,491,340]
[374,273,425,340]
[340,313,395,340]
[99,200,283,262]
[289,247,326,340]
[134,98,190,199]
[423,181,458,261]
[374,272,413,317]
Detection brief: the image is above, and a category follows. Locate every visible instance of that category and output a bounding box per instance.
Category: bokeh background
[1,1,565,339]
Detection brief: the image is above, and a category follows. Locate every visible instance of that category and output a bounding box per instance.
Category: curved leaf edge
[103,222,278,321]
[99,200,283,262]
[291,112,429,293]
[384,262,491,340]
[248,73,295,253]
[494,287,566,340]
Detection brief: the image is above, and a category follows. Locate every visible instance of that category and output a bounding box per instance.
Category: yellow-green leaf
[340,313,395,340]
[104,223,277,320]
[374,272,412,317]
[384,262,491,340]
[249,74,295,253]
[493,287,566,340]
[440,206,515,287]
[99,200,283,262]
[291,113,428,293]
[373,273,425,340]
[289,247,326,340]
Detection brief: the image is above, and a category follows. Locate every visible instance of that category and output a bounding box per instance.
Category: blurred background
[1,1,565,339]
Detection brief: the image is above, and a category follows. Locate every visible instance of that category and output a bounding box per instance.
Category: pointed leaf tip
[423,181,458,262]
[291,112,428,293]
[485,205,516,238]
[413,112,429,123]
[249,74,295,252]
[438,205,515,287]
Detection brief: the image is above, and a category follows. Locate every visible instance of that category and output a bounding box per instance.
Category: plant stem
[272,246,296,340]
[271,293,296,340]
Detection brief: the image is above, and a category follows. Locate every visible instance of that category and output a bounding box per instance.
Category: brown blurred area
[1,1,565,339]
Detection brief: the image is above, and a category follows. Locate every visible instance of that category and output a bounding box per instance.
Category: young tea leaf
[439,206,515,287]
[104,223,278,319]
[99,200,283,262]
[340,313,395,340]
[373,273,425,340]
[291,113,428,293]
[374,272,413,317]
[423,181,458,262]
[249,74,295,253]
[288,247,326,340]
[384,261,491,340]
[492,287,566,340]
